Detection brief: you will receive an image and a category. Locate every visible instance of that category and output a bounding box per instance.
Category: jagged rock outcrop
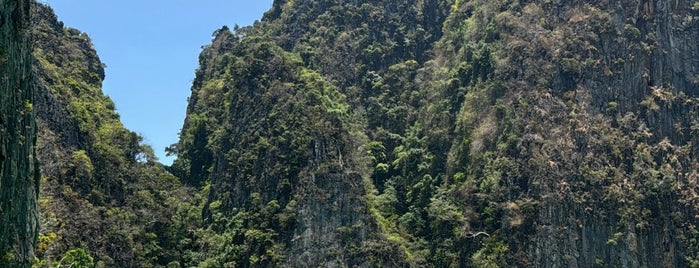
[23,0,699,266]
[29,3,185,267]
[167,1,460,266]
[170,28,409,266]
[174,0,699,266]
[0,0,40,266]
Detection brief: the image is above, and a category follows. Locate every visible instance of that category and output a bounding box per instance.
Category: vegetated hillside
[20,0,699,266]
[168,0,453,266]
[168,27,404,267]
[171,0,699,267]
[0,0,40,266]
[436,0,699,266]
[30,3,188,267]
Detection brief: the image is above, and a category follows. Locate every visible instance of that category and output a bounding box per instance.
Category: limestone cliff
[436,0,699,266]
[173,0,699,266]
[0,0,40,266]
[170,28,408,266]
[24,0,699,266]
[30,3,185,267]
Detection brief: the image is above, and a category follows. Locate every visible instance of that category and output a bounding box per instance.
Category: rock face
[437,0,699,267]
[172,0,699,266]
[534,0,699,266]
[170,28,405,266]
[0,0,40,266]
[19,0,699,266]
[29,3,185,267]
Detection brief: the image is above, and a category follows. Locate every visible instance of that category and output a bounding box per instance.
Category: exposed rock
[0,0,39,266]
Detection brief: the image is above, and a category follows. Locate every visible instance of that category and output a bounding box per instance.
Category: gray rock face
[0,0,40,266]
[521,1,699,267]
[285,140,374,267]
[438,1,699,266]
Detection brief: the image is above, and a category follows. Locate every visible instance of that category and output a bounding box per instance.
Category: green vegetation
[30,3,189,267]
[21,0,699,266]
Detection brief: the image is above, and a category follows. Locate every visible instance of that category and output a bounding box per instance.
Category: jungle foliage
[26,0,699,267]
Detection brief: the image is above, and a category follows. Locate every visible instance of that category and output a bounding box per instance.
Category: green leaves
[28,0,699,266]
[56,248,94,268]
[29,3,193,267]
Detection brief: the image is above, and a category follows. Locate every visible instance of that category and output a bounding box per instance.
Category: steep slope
[167,0,463,266]
[430,0,699,266]
[0,0,40,266]
[173,0,699,267]
[169,27,407,267]
[30,3,187,267]
[23,0,699,266]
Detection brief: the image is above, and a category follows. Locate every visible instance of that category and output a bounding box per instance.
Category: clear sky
[42,0,274,165]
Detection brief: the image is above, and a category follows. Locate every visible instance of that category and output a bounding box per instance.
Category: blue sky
[42,0,274,165]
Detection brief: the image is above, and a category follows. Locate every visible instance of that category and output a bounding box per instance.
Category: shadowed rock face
[0,0,40,266]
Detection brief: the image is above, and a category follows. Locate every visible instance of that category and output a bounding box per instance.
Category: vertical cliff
[169,28,400,267]
[173,0,699,266]
[24,0,699,266]
[432,0,699,266]
[30,3,187,267]
[165,0,469,266]
[0,0,40,266]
